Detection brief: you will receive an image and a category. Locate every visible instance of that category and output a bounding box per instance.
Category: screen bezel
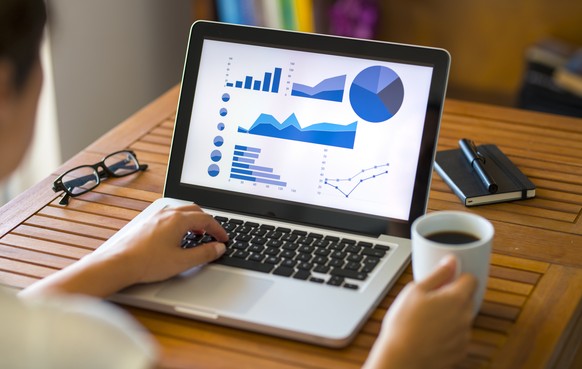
[164,21,450,238]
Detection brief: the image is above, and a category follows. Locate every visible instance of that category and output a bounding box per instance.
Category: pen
[459,138,498,193]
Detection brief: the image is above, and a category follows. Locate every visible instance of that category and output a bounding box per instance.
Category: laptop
[98,21,450,347]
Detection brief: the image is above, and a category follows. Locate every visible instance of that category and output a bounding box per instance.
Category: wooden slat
[24,215,116,240]
[11,224,103,250]
[0,233,87,259]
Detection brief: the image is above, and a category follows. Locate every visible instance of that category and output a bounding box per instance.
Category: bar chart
[226,67,282,93]
[230,145,287,187]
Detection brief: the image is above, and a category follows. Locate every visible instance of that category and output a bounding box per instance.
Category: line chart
[324,163,389,198]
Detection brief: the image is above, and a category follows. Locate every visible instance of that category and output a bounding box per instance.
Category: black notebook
[435,144,536,206]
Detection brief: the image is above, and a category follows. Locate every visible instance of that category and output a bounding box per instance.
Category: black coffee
[425,231,479,245]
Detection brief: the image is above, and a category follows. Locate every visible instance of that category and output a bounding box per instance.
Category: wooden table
[1,85,581,369]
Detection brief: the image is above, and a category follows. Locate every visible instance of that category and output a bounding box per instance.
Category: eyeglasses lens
[104,152,140,176]
[62,166,100,195]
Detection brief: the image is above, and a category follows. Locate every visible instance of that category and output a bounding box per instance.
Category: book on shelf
[435,144,536,207]
[554,48,582,97]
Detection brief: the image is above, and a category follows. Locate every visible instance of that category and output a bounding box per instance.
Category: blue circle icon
[213,136,224,147]
[219,108,227,116]
[222,93,230,102]
[217,123,225,131]
[210,150,222,162]
[208,164,220,177]
[349,66,404,122]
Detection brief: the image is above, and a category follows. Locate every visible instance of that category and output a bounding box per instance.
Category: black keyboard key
[308,232,323,239]
[362,248,386,258]
[346,245,362,253]
[313,265,331,274]
[248,244,265,253]
[276,227,291,233]
[222,223,238,232]
[215,256,274,273]
[282,242,299,251]
[327,276,344,286]
[251,228,268,237]
[214,216,228,223]
[309,277,325,284]
[236,234,252,242]
[347,254,363,262]
[249,253,266,262]
[358,241,373,248]
[297,236,315,245]
[374,244,391,251]
[280,259,297,268]
[330,268,368,280]
[313,239,330,248]
[312,256,328,265]
[328,243,345,251]
[245,221,259,228]
[298,245,315,253]
[251,236,268,245]
[328,259,344,268]
[264,256,281,264]
[265,230,283,239]
[292,229,308,236]
[345,262,362,270]
[273,266,294,277]
[282,233,299,242]
[330,251,347,259]
[232,250,250,259]
[229,219,244,224]
[232,241,250,250]
[293,270,311,280]
[324,235,340,242]
[314,248,331,256]
[236,226,253,235]
[297,262,314,271]
[280,250,297,259]
[341,238,356,244]
[259,224,275,230]
[296,253,312,262]
[266,239,284,248]
[344,283,359,290]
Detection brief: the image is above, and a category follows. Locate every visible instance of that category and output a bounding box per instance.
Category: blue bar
[255,177,287,187]
[231,173,256,182]
[253,80,261,90]
[244,76,252,89]
[262,72,272,91]
[230,173,286,187]
[251,171,281,180]
[231,168,253,176]
[226,82,234,87]
[233,151,259,158]
[232,162,273,172]
[272,68,282,93]
[235,81,243,88]
[233,156,255,164]
[234,145,261,153]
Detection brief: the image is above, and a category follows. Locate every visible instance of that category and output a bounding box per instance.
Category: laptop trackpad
[156,267,273,314]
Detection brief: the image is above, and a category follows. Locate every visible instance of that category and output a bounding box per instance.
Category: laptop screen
[166,22,450,237]
[181,39,433,221]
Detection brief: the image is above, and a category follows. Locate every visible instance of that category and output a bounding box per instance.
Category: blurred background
[1,0,581,205]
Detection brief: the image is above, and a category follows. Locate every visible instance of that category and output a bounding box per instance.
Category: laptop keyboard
[181,216,391,290]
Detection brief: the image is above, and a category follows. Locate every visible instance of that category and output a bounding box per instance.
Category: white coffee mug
[411,211,494,316]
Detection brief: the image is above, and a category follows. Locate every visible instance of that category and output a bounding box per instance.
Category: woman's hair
[0,0,46,90]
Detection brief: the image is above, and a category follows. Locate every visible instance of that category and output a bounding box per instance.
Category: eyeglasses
[52,150,148,206]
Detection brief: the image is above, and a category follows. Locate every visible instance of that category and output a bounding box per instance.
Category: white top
[0,287,156,369]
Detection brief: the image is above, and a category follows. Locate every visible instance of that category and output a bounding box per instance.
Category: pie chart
[349,66,404,122]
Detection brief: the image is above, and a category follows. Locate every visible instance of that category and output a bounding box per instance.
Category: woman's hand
[110,204,228,284]
[363,255,478,369]
[21,204,228,299]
